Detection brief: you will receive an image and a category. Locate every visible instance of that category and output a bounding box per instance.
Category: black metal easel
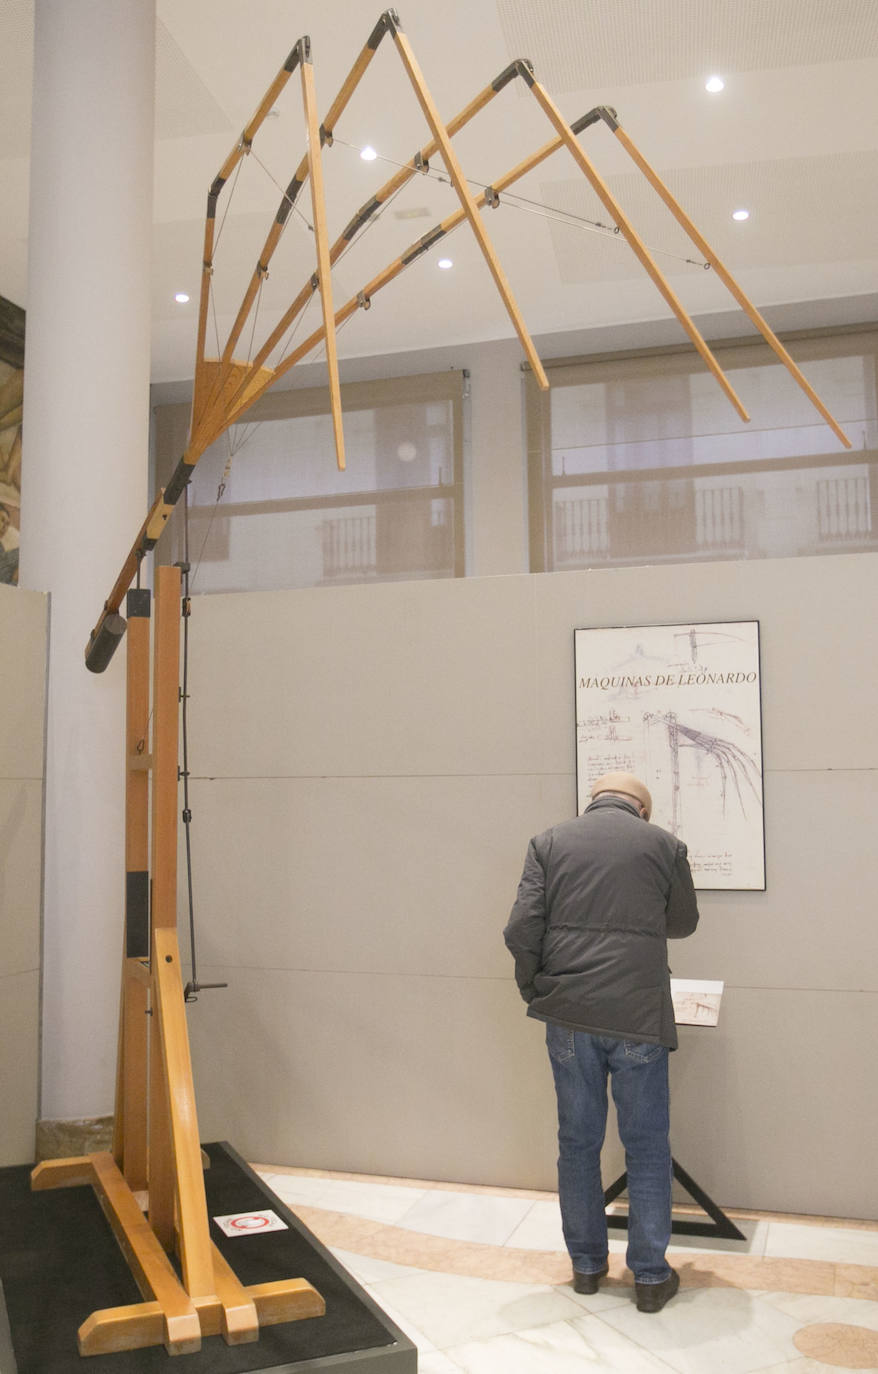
[604,1158,746,1241]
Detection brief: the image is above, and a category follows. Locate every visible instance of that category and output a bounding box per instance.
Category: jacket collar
[584,794,642,819]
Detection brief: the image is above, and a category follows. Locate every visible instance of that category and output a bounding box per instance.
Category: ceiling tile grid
[497,0,878,92]
[540,148,878,285]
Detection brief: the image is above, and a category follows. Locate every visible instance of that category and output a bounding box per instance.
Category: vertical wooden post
[112,587,151,1189]
[145,565,215,1299]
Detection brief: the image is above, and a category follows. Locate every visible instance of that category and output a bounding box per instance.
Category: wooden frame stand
[32,567,324,1358]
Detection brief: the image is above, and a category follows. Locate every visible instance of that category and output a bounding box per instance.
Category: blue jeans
[546,1023,673,1284]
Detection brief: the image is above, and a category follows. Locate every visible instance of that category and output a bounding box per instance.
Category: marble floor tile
[564,1283,634,1315]
[329,1245,423,1285]
[256,1170,332,1208]
[754,1362,862,1373]
[444,1316,679,1372]
[504,1198,565,1251]
[415,1353,466,1373]
[598,1287,803,1374]
[311,1176,429,1224]
[355,1285,439,1355]
[366,1269,584,1349]
[759,1290,878,1330]
[666,1218,770,1258]
[396,1189,534,1246]
[765,1222,878,1267]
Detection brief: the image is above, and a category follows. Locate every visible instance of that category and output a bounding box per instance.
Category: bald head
[590,771,652,820]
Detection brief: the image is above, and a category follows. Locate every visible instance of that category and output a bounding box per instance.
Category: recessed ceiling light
[174,292,190,303]
[732,208,750,221]
[437,258,453,270]
[360,145,377,161]
[705,75,725,93]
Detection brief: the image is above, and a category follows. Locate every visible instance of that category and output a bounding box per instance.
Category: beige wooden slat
[610,122,852,449]
[391,26,548,390]
[301,54,346,470]
[525,77,750,422]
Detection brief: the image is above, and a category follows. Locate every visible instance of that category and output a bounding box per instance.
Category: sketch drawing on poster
[574,621,764,890]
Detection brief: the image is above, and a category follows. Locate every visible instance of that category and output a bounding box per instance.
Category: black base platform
[0,1142,417,1373]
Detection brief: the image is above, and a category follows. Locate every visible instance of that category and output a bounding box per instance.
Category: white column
[20,0,155,1120]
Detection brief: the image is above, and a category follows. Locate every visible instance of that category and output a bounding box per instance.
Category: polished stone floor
[251,1164,878,1373]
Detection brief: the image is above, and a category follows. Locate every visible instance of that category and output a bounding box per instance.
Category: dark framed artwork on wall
[0,294,24,585]
[574,620,765,890]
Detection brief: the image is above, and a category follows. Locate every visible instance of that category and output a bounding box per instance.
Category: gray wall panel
[0,587,46,1167]
[671,987,878,1218]
[0,779,43,979]
[187,575,543,780]
[0,585,49,779]
[184,552,878,1217]
[671,769,878,992]
[0,972,40,1165]
[185,774,572,978]
[187,967,559,1188]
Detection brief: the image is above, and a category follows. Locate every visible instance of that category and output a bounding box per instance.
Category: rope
[331,136,709,271]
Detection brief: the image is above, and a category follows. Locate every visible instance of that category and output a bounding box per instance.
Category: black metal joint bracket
[571,105,620,136]
[163,459,193,508]
[286,36,310,71]
[369,10,401,48]
[343,196,382,242]
[401,224,446,267]
[492,58,534,93]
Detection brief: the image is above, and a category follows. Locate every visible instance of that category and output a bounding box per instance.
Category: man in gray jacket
[504,771,699,1312]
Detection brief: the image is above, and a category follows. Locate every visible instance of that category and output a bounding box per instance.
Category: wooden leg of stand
[148,975,176,1252]
[249,1278,326,1328]
[151,926,218,1304]
[208,1245,260,1344]
[32,1152,201,1357]
[147,564,183,1254]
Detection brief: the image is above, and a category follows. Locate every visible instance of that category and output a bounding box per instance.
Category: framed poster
[574,621,764,890]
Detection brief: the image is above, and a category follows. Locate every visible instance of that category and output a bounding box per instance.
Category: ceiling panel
[496,0,878,92]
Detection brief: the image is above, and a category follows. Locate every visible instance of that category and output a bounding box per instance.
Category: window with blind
[154,370,466,593]
[525,329,878,572]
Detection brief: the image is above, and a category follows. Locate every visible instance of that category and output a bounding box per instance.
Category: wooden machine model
[29,9,850,1359]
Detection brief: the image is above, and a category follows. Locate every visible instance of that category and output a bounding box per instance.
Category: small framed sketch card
[574,621,765,890]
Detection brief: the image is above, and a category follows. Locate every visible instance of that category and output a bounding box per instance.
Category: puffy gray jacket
[504,794,699,1049]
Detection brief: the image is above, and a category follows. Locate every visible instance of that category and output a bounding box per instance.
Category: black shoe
[572,1264,609,1294]
[635,1268,680,1312]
